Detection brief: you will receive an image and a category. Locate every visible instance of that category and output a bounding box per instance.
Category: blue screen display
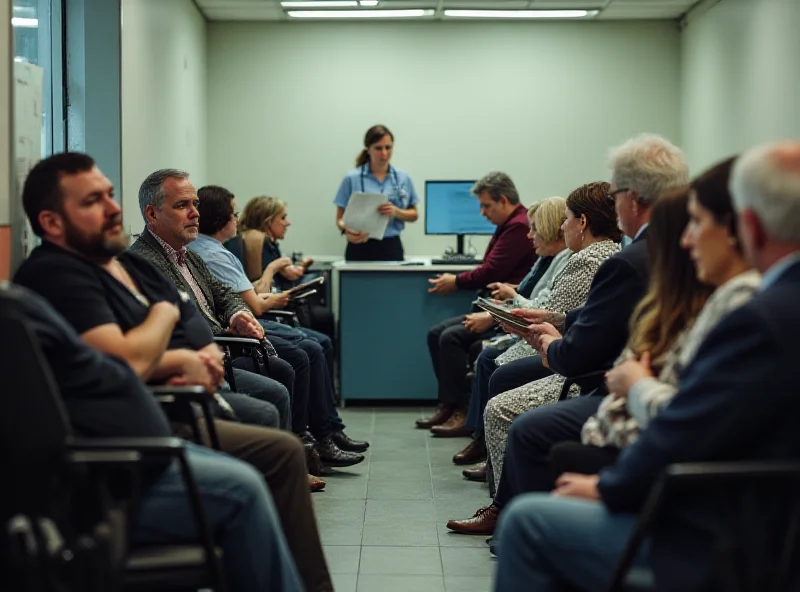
[425,181,496,235]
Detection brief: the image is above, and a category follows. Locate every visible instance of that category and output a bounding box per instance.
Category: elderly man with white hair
[493,140,800,592]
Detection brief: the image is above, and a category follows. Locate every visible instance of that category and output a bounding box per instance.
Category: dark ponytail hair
[356,124,394,167]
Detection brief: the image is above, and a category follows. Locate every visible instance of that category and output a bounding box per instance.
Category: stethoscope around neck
[360,163,400,194]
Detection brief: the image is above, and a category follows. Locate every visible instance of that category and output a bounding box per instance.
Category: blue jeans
[133,442,303,592]
[260,320,344,436]
[494,494,645,592]
[228,359,292,430]
[218,387,280,428]
[301,327,345,432]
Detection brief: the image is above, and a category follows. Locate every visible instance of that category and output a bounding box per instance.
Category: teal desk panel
[339,270,478,401]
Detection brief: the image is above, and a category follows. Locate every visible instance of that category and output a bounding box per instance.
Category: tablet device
[288,276,325,295]
[289,288,317,302]
[474,298,531,330]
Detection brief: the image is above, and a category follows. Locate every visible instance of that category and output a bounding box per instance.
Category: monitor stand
[455,234,466,256]
[433,235,479,263]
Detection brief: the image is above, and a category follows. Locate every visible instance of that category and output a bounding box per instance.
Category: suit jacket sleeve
[191,254,249,327]
[547,256,645,378]
[456,223,531,289]
[598,305,778,513]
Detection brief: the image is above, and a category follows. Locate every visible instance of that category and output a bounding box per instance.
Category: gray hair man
[609,133,689,241]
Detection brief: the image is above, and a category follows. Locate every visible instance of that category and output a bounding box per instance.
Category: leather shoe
[331,430,369,452]
[415,404,454,429]
[462,462,487,482]
[446,504,499,535]
[430,410,471,437]
[305,446,323,476]
[308,474,326,493]
[317,436,365,467]
[453,438,486,465]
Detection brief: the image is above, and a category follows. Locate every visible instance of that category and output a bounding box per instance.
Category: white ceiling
[196,0,705,21]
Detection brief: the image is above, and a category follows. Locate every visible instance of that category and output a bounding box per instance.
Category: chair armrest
[214,336,261,346]
[147,387,222,452]
[559,369,608,400]
[265,310,296,319]
[665,461,800,484]
[150,385,211,406]
[68,436,185,453]
[149,385,208,396]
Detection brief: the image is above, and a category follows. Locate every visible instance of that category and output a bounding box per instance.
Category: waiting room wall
[121,0,208,237]
[681,0,800,171]
[205,20,682,258]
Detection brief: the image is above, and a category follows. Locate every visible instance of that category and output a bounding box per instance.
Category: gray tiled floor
[316,407,495,592]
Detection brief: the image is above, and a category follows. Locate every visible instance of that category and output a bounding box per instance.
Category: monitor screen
[425,180,496,236]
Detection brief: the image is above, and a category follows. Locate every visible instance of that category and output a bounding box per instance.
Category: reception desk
[335,259,480,403]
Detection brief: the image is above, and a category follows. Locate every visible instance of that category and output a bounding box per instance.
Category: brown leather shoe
[462,462,487,482]
[430,410,471,437]
[446,503,499,535]
[415,404,454,429]
[309,474,326,492]
[306,447,323,477]
[453,438,487,465]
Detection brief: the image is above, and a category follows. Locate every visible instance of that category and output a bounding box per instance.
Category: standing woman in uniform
[334,124,420,261]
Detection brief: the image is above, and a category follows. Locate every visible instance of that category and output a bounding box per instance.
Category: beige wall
[121,0,207,235]
[681,0,800,171]
[206,20,682,258]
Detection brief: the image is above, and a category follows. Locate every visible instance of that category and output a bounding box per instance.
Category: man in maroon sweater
[422,172,537,434]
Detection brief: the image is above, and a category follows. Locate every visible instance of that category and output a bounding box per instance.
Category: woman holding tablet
[334,124,420,261]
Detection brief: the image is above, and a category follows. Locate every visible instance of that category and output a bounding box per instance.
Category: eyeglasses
[608,187,630,200]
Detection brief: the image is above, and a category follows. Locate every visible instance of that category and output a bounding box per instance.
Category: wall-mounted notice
[14,61,44,261]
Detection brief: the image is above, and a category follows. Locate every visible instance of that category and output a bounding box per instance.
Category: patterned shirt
[150,231,216,321]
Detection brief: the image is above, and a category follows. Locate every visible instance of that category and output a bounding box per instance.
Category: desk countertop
[333,257,478,272]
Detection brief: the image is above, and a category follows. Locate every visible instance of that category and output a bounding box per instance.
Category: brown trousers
[176,420,332,592]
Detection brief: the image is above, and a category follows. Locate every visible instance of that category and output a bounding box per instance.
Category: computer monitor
[425,180,495,255]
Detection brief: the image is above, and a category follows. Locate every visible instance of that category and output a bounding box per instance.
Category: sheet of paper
[342,192,390,240]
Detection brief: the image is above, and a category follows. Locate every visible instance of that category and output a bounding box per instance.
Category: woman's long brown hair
[627,188,714,367]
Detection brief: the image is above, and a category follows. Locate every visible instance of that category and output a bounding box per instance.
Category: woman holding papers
[334,124,420,261]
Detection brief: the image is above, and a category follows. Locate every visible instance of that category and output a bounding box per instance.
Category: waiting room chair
[608,461,800,592]
[214,335,272,392]
[0,285,227,592]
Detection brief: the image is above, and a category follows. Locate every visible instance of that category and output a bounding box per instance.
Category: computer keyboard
[431,256,481,265]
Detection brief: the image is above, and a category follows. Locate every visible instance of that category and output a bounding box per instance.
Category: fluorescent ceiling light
[281,1,359,7]
[288,9,434,18]
[359,0,379,5]
[444,9,597,19]
[11,17,39,28]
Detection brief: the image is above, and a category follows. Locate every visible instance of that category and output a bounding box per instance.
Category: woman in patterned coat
[482,180,624,486]
[494,182,623,366]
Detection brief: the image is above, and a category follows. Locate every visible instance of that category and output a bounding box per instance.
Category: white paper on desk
[342,192,390,240]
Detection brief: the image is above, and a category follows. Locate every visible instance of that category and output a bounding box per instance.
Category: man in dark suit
[493,140,800,591]
[447,134,688,535]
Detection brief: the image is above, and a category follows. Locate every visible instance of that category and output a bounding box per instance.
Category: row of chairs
[0,285,279,592]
